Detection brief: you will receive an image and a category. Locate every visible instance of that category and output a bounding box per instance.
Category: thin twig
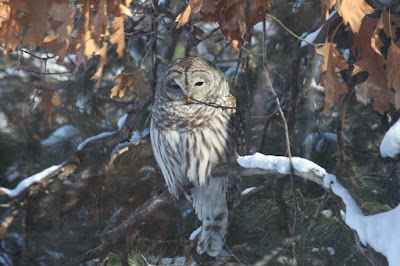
[265,14,318,47]
[262,18,298,260]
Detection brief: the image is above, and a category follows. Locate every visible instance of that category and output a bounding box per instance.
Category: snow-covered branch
[0,94,153,240]
[238,152,399,266]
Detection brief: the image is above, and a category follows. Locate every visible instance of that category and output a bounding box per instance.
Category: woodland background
[0,0,399,265]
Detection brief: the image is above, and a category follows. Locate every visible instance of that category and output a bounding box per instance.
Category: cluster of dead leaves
[0,0,135,122]
[0,0,132,74]
[318,1,400,113]
[175,0,274,50]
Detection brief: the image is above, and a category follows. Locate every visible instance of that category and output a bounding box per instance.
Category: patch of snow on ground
[380,118,400,158]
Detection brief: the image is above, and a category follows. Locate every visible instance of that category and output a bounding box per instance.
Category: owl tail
[185,174,241,257]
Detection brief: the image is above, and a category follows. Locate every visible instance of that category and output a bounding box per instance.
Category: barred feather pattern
[150,57,245,256]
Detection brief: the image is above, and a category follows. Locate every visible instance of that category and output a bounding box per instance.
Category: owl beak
[186,97,194,104]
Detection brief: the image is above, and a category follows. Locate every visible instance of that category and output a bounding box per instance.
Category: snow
[117,113,128,129]
[189,226,202,241]
[321,209,332,217]
[324,174,400,265]
[41,125,80,146]
[327,246,335,256]
[380,118,400,158]
[300,11,337,47]
[0,111,8,129]
[77,132,114,151]
[309,78,325,92]
[300,26,322,47]
[237,152,327,177]
[343,48,350,62]
[1,164,62,198]
[242,186,257,196]
[238,152,400,265]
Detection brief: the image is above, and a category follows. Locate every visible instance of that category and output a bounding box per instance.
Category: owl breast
[151,100,236,197]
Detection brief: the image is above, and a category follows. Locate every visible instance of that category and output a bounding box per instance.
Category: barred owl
[150,57,245,256]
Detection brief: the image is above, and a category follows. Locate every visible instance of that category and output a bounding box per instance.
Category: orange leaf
[91,43,108,81]
[321,0,336,18]
[175,4,192,29]
[190,0,202,13]
[37,91,62,124]
[110,67,151,99]
[0,2,25,53]
[110,16,125,58]
[316,40,349,113]
[337,0,374,34]
[386,42,400,109]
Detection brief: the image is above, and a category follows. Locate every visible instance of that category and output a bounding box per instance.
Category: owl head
[156,57,230,104]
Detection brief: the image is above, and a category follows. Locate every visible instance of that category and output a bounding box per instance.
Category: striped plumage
[150,57,244,256]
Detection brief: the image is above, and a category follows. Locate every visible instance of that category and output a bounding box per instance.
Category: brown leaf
[175,4,192,29]
[21,0,52,50]
[246,0,273,25]
[371,16,384,56]
[110,67,151,99]
[43,2,75,62]
[316,40,349,113]
[387,42,400,109]
[352,17,393,114]
[38,91,62,124]
[381,10,400,38]
[110,16,125,58]
[337,0,374,34]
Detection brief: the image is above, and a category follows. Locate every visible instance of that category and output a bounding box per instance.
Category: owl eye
[195,81,204,86]
[168,82,181,90]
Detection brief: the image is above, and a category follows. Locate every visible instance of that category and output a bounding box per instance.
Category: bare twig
[262,18,298,260]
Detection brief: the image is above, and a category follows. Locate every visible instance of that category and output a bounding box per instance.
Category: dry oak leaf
[110,16,125,58]
[386,41,400,109]
[380,10,400,38]
[175,3,192,29]
[110,67,151,99]
[316,40,349,113]
[37,91,62,124]
[246,0,273,25]
[201,0,246,50]
[21,0,52,50]
[43,2,75,63]
[0,1,26,53]
[321,0,374,34]
[352,17,393,114]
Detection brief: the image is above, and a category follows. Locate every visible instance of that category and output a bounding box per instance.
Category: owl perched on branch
[150,57,245,256]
